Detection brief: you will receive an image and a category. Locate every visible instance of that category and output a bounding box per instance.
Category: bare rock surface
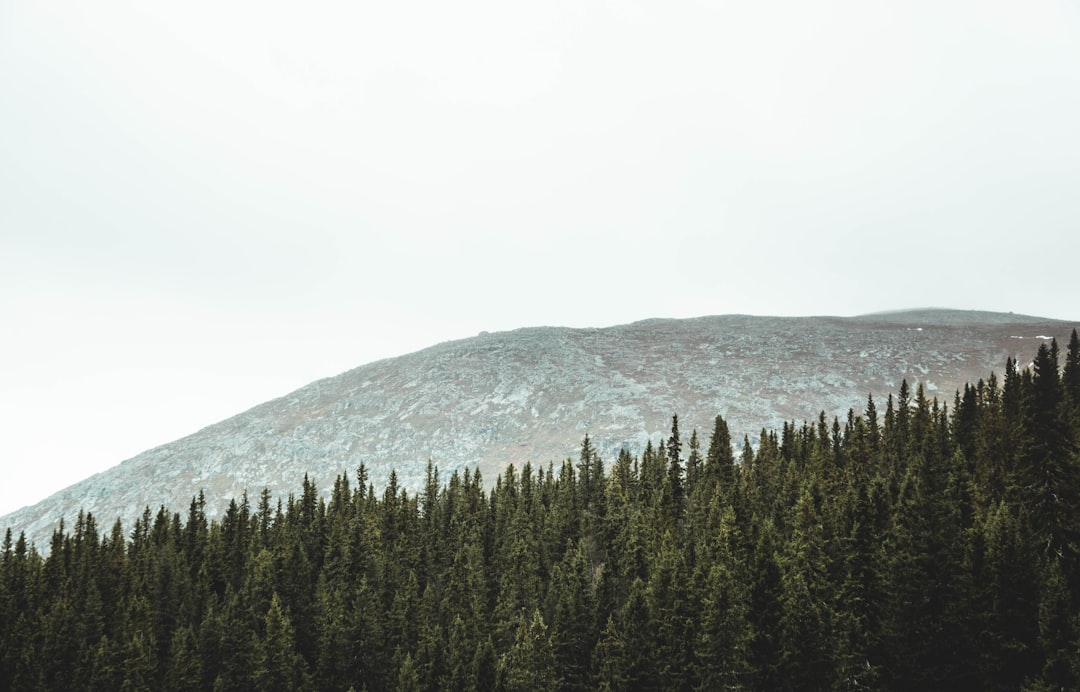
[4,309,1077,547]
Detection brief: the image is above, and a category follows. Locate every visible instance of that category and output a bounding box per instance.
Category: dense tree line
[3,332,1080,690]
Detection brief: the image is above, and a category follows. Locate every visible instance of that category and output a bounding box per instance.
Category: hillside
[2,309,1076,546]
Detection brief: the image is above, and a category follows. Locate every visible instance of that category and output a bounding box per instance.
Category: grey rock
[3,309,1076,548]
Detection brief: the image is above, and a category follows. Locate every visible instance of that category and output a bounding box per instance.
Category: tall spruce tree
[667,415,685,512]
[705,414,736,495]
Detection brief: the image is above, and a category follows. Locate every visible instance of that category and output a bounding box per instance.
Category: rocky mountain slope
[4,309,1077,547]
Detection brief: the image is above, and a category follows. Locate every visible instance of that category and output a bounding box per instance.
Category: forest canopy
[2,332,1080,690]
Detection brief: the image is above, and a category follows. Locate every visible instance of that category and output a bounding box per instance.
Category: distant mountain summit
[4,309,1077,547]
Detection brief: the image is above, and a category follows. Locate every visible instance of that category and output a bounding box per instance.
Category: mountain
[3,309,1077,547]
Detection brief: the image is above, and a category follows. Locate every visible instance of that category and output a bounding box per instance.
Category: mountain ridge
[4,309,1077,547]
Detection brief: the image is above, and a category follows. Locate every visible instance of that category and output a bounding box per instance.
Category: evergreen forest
[3,334,1080,691]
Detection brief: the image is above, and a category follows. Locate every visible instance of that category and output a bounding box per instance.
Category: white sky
[3,0,1080,517]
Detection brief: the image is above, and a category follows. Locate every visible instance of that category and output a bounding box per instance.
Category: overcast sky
[2,0,1079,517]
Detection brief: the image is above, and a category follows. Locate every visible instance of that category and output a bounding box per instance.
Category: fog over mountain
[3,309,1077,548]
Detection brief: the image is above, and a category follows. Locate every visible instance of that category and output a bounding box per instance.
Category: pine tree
[578,434,597,511]
[313,573,355,691]
[865,393,881,452]
[777,484,835,688]
[705,414,736,496]
[88,634,123,691]
[590,615,628,692]
[616,578,657,690]
[1064,329,1080,414]
[213,592,257,691]
[831,479,888,689]
[396,652,421,692]
[667,414,685,512]
[120,630,155,692]
[969,501,1040,690]
[549,542,595,691]
[164,625,200,691]
[500,609,557,692]
[695,504,751,690]
[254,592,310,691]
[1019,341,1080,563]
[472,636,497,692]
[747,518,783,688]
[649,528,692,689]
[1032,556,1080,690]
[686,429,703,497]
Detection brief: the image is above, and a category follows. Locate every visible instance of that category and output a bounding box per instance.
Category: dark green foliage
[499,608,557,691]
[254,592,310,691]
[667,415,685,514]
[3,353,1080,690]
[1064,330,1080,424]
[549,542,595,690]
